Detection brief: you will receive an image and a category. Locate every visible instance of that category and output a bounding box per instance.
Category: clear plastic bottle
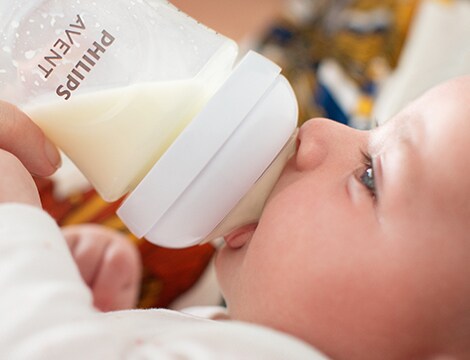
[0,0,298,248]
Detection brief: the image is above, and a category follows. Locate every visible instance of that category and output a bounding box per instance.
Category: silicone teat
[206,128,299,245]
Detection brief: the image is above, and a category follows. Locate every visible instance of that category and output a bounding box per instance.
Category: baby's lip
[224,223,258,249]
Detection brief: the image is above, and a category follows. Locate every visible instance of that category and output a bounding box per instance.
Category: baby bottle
[0,0,298,248]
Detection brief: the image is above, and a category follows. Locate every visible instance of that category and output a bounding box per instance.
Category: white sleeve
[0,204,96,355]
[0,204,328,360]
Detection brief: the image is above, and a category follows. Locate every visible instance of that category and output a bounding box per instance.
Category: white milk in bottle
[25,78,212,201]
[2,0,299,248]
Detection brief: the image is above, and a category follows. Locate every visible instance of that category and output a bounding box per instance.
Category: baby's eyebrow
[396,113,425,152]
[368,112,423,156]
[368,126,387,156]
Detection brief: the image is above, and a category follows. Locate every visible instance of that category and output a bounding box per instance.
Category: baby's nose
[295,118,330,171]
[295,118,365,172]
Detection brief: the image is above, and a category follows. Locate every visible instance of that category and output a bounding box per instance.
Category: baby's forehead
[371,76,470,153]
[371,79,470,200]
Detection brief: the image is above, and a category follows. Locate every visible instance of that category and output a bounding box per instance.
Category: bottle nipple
[205,129,298,244]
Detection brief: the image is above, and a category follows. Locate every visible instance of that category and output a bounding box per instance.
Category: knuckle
[0,148,23,169]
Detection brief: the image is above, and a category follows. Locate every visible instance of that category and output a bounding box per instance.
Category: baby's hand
[62,225,142,312]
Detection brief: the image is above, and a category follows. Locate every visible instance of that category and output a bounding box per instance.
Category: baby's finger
[62,226,109,285]
[92,239,141,312]
[0,100,61,177]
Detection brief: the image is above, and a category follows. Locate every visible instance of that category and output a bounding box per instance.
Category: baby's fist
[62,224,142,312]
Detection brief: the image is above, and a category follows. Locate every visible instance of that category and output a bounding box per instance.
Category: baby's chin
[214,224,257,300]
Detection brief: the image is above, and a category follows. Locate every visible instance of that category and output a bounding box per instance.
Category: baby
[216,75,470,359]
[0,76,469,359]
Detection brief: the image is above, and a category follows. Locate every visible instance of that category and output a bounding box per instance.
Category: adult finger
[0,100,61,176]
[0,149,41,207]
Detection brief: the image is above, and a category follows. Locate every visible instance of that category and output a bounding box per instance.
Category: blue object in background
[315,83,349,125]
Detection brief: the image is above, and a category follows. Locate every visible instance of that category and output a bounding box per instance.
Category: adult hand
[0,100,61,177]
[0,100,61,207]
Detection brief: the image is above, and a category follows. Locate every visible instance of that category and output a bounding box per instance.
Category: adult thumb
[0,100,61,177]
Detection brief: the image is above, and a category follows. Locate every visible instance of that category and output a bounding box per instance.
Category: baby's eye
[360,167,376,195]
[359,151,376,198]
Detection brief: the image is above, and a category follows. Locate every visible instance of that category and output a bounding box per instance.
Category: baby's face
[216,76,470,359]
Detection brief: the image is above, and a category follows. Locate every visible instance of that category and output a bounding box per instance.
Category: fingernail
[44,139,62,169]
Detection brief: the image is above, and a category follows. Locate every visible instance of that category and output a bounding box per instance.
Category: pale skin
[216,75,470,359]
[61,225,141,312]
[1,76,470,358]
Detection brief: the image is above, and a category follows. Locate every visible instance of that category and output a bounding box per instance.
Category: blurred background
[172,0,285,44]
[174,0,469,128]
